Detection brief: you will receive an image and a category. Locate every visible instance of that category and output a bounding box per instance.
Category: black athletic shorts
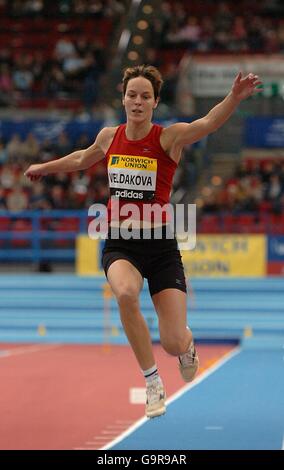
[101,226,187,297]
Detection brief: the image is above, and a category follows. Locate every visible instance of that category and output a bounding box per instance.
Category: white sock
[142,364,162,387]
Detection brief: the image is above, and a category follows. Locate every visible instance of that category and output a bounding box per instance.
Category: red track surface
[0,342,234,450]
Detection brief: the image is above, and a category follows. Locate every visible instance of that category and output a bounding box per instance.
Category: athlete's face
[123,77,158,122]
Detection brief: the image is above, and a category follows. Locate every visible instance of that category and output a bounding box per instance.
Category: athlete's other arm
[164,72,262,151]
[24,127,115,181]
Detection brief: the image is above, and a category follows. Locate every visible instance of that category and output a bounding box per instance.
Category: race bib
[108,154,157,200]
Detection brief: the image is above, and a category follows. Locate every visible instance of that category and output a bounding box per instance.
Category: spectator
[47,184,68,209]
[265,174,283,213]
[0,187,7,209]
[6,185,29,211]
[0,165,16,189]
[12,56,34,95]
[0,140,8,165]
[0,64,14,94]
[54,37,76,63]
[6,134,25,165]
[22,133,40,163]
[54,132,72,157]
[29,181,51,210]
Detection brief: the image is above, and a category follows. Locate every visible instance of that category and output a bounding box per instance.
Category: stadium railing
[0,210,88,262]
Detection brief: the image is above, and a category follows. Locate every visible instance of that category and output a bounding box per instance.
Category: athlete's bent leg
[152,288,192,356]
[152,288,199,382]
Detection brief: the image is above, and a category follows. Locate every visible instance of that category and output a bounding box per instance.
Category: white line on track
[101,430,123,435]
[91,437,114,441]
[115,419,134,423]
[0,344,61,358]
[103,426,130,433]
[74,420,135,450]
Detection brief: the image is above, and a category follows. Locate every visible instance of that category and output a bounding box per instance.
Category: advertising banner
[245,117,284,148]
[0,119,103,143]
[76,235,100,275]
[181,235,266,277]
[267,235,284,275]
[267,236,284,261]
[76,234,270,278]
[188,55,284,97]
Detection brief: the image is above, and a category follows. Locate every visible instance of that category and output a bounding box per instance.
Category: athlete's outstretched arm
[24,127,114,181]
[165,72,262,148]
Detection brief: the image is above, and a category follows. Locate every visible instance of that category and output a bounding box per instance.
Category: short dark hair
[122,65,163,100]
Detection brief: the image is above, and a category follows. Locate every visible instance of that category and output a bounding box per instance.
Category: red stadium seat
[222,214,237,233]
[0,217,11,247]
[198,215,221,234]
[11,219,32,248]
[238,214,256,233]
[269,214,284,235]
[53,217,80,247]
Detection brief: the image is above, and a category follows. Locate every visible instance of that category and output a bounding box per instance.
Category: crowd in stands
[199,159,284,215]
[1,0,283,111]
[1,0,126,18]
[0,125,203,212]
[143,0,284,116]
[196,158,284,233]
[0,0,284,236]
[156,0,284,54]
[0,0,128,108]
[0,132,109,212]
[1,127,284,219]
[0,36,107,109]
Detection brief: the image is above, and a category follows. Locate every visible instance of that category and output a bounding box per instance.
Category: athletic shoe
[145,382,166,418]
[178,342,199,382]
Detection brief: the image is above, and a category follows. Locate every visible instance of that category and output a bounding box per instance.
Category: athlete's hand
[24,164,47,182]
[231,72,262,102]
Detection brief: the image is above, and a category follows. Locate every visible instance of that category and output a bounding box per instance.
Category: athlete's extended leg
[107,259,154,370]
[107,259,166,417]
[152,288,199,382]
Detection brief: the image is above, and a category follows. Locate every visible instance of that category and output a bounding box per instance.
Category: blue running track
[105,347,284,450]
